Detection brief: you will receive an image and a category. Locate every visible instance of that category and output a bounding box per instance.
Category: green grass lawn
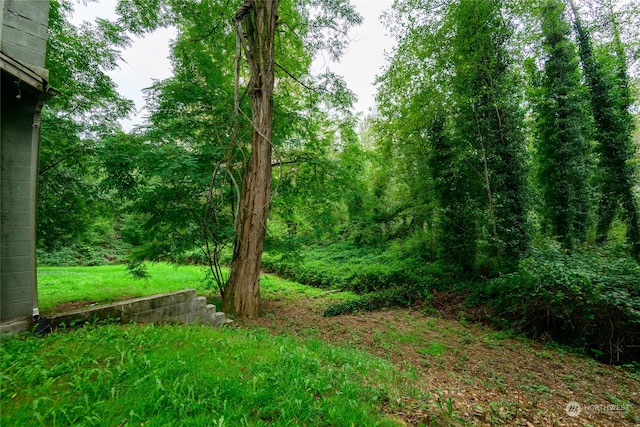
[1,323,406,426]
[37,263,210,313]
[5,265,399,426]
[37,263,357,314]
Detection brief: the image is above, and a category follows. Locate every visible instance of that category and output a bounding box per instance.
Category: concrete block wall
[1,74,41,322]
[1,0,51,323]
[45,289,232,330]
[1,0,50,73]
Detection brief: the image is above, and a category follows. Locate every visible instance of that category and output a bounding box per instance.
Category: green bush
[484,242,640,364]
[263,243,433,294]
[323,285,431,317]
[263,243,436,316]
[37,244,128,267]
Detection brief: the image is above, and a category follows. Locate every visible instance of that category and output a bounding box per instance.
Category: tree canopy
[40,0,639,340]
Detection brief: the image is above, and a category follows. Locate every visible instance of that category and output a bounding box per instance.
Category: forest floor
[237,292,640,427]
[44,270,640,427]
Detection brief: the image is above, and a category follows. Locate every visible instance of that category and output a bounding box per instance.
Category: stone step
[42,289,233,331]
[212,311,233,326]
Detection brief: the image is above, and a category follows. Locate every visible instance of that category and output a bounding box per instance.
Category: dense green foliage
[483,243,640,363]
[375,0,536,275]
[263,244,432,293]
[264,243,447,317]
[446,0,531,269]
[99,0,361,302]
[572,2,640,256]
[37,0,640,363]
[1,324,405,426]
[534,0,592,250]
[38,0,133,251]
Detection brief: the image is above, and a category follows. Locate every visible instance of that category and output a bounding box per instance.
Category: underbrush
[322,286,421,317]
[265,241,640,366]
[474,243,640,364]
[37,243,129,266]
[263,243,435,315]
[265,244,393,291]
[0,324,406,426]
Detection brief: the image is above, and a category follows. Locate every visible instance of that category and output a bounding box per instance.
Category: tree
[110,0,360,316]
[39,0,133,250]
[534,0,592,250]
[570,0,640,257]
[446,0,531,269]
[224,0,364,317]
[374,0,472,272]
[427,109,480,273]
[222,0,279,318]
[377,0,531,274]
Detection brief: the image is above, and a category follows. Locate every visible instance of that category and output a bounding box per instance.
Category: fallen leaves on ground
[239,296,640,427]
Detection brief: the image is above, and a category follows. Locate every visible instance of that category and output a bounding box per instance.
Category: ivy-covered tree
[446,0,531,269]
[426,110,480,273]
[375,0,532,274]
[534,0,592,250]
[375,0,472,273]
[570,0,640,257]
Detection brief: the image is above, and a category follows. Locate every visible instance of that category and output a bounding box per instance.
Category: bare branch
[275,61,313,91]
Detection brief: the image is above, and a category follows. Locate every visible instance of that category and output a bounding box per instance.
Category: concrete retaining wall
[49,289,231,328]
[0,289,231,334]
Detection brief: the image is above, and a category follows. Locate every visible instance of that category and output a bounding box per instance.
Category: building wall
[1,0,50,323]
[1,77,42,321]
[1,0,50,72]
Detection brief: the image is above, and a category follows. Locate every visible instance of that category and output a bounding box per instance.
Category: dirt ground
[237,295,640,427]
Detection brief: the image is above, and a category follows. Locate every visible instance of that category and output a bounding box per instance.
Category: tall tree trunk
[224,0,279,318]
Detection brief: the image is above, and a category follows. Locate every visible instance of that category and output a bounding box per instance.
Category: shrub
[37,244,128,266]
[264,243,436,316]
[485,242,640,364]
[263,243,435,294]
[323,285,431,317]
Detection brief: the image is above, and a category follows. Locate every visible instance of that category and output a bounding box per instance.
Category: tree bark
[223,0,279,318]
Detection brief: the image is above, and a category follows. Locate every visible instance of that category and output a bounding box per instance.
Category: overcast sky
[72,1,395,130]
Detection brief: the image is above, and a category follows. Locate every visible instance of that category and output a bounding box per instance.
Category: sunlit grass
[37,263,210,313]
[37,263,359,314]
[1,324,407,426]
[19,265,405,425]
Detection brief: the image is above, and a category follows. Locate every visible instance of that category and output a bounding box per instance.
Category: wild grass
[37,263,358,315]
[1,323,406,426]
[37,263,209,313]
[260,274,358,302]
